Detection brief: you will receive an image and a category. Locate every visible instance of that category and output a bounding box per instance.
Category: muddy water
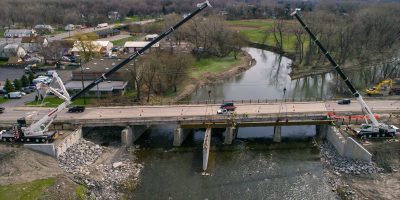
[127,48,343,199]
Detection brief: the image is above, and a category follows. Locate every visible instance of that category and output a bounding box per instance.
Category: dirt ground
[340,116,400,200]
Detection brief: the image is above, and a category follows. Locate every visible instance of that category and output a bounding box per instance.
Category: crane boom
[290,9,380,126]
[71,0,212,101]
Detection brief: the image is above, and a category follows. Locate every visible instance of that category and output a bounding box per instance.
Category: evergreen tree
[28,72,35,84]
[13,79,22,91]
[21,75,29,87]
[4,79,15,92]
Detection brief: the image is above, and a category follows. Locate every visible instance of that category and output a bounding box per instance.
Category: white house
[124,41,159,53]
[3,44,26,58]
[21,35,48,52]
[34,24,55,34]
[72,41,113,54]
[4,29,35,38]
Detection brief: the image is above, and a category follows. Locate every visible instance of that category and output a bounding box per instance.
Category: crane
[290,9,398,139]
[0,0,212,143]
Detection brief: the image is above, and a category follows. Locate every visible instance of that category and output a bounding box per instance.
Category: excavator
[365,78,400,96]
[0,1,212,143]
[291,9,398,139]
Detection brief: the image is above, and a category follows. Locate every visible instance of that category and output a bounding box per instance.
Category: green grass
[112,36,139,46]
[75,185,89,200]
[226,19,273,28]
[26,96,91,107]
[123,90,137,97]
[191,55,244,78]
[0,178,55,200]
[0,97,8,104]
[0,60,8,65]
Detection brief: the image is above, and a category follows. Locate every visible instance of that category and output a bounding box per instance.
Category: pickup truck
[68,106,85,113]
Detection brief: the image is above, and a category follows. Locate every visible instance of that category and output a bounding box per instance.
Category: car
[21,87,35,94]
[68,106,85,113]
[0,89,8,95]
[220,102,236,111]
[338,99,351,105]
[6,92,22,99]
[217,108,228,114]
[0,107,4,114]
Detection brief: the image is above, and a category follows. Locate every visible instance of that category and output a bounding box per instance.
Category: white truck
[7,92,22,99]
[96,23,108,28]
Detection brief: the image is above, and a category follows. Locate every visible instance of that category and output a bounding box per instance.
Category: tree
[28,72,35,84]
[230,32,248,59]
[73,32,100,63]
[13,79,22,91]
[4,79,15,92]
[165,53,194,92]
[21,75,29,87]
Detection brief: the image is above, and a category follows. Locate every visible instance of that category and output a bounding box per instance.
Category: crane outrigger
[291,9,398,139]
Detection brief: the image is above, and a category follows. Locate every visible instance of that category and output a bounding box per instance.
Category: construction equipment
[0,1,211,143]
[291,9,398,139]
[365,79,393,96]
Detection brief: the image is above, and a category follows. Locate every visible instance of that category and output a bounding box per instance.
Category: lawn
[0,97,8,104]
[112,36,140,46]
[190,54,245,78]
[0,178,55,200]
[26,96,91,107]
[0,60,8,65]
[226,19,273,29]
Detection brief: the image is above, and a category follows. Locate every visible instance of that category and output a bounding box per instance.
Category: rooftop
[65,81,128,92]
[73,58,129,73]
[124,41,159,48]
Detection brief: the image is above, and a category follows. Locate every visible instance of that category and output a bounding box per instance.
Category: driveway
[0,92,36,108]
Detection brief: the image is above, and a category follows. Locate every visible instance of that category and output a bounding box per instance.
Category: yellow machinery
[365,79,393,96]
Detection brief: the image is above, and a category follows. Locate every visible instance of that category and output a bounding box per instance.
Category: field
[26,96,90,107]
[190,54,246,78]
[226,19,299,52]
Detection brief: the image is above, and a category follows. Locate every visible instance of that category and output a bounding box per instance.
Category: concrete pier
[173,127,190,147]
[121,125,148,146]
[273,126,282,142]
[203,128,211,171]
[223,127,237,144]
[316,124,328,139]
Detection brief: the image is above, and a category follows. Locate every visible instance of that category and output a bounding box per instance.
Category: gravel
[58,139,142,199]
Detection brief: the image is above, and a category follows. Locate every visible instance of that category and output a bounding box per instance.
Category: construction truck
[291,9,399,139]
[0,1,211,143]
[365,78,400,96]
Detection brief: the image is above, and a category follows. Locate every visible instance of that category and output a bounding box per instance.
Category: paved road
[1,100,399,124]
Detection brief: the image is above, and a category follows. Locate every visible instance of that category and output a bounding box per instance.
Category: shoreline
[170,50,255,103]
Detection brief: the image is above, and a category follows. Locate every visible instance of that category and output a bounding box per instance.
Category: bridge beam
[121,125,148,146]
[173,127,190,147]
[273,126,282,143]
[203,127,212,171]
[223,127,237,145]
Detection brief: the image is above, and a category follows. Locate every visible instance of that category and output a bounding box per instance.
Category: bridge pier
[316,124,329,139]
[223,127,237,144]
[203,127,211,171]
[273,126,282,142]
[121,125,148,146]
[173,127,190,147]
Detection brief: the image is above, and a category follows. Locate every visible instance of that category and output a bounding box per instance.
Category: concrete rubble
[58,139,143,199]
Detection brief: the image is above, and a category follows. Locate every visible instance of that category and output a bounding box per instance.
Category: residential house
[66,58,128,96]
[43,40,74,64]
[0,42,8,59]
[34,25,55,34]
[124,41,159,53]
[3,44,26,58]
[71,41,113,55]
[65,24,76,31]
[4,29,35,38]
[145,34,158,41]
[108,11,121,20]
[21,35,48,52]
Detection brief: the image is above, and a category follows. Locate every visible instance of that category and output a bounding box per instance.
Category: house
[71,41,113,55]
[34,25,55,34]
[108,11,121,20]
[4,29,35,38]
[0,42,8,59]
[124,41,159,53]
[71,58,126,81]
[65,24,76,31]
[3,44,26,58]
[21,35,48,52]
[64,80,128,96]
[145,34,158,41]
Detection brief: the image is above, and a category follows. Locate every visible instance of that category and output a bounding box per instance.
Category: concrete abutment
[273,126,282,142]
[173,127,191,147]
[121,125,148,146]
[223,127,237,144]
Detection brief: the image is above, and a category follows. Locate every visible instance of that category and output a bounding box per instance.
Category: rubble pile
[320,142,384,175]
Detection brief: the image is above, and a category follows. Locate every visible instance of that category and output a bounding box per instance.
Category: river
[129,48,339,199]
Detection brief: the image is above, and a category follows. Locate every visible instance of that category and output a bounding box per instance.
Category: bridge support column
[316,124,329,139]
[223,127,237,145]
[121,125,148,146]
[273,126,282,143]
[203,128,212,171]
[173,127,190,147]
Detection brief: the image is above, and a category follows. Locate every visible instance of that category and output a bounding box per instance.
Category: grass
[226,19,273,28]
[75,185,89,200]
[0,97,8,104]
[26,96,91,107]
[0,60,8,65]
[0,178,55,200]
[190,54,245,78]
[123,90,137,97]
[112,36,139,46]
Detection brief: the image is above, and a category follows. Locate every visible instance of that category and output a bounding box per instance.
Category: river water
[129,48,339,199]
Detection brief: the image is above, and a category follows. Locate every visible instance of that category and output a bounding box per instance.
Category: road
[1,100,399,124]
